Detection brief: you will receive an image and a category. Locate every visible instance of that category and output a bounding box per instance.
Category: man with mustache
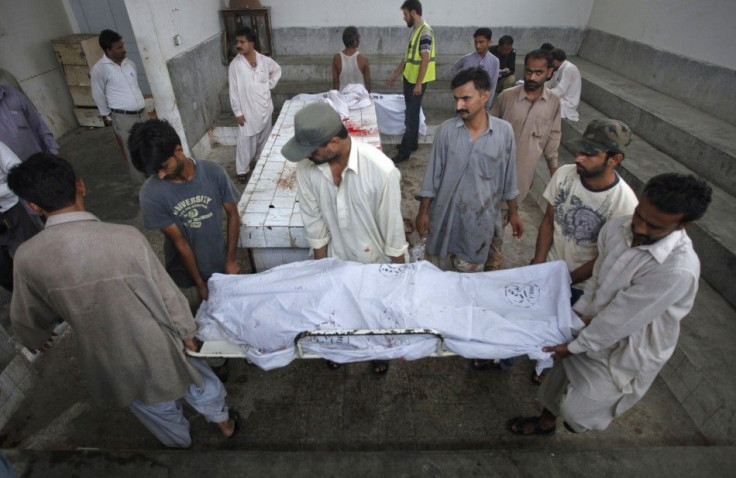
[488,49,561,271]
[129,119,241,381]
[526,119,638,383]
[229,26,281,184]
[416,67,522,273]
[509,173,712,435]
[387,0,436,164]
[90,29,146,186]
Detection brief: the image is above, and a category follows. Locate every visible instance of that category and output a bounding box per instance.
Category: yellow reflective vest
[403,21,436,84]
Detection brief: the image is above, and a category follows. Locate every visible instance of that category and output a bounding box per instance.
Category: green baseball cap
[282,103,344,162]
[566,119,632,155]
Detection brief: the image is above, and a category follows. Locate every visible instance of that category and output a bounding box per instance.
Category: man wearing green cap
[283,102,408,374]
[525,119,638,383]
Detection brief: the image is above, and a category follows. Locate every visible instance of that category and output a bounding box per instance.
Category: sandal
[226,409,240,439]
[236,174,248,184]
[470,359,492,370]
[532,368,550,385]
[372,360,389,375]
[326,360,342,370]
[507,416,556,436]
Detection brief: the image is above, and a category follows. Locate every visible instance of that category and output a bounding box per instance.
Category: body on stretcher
[188,328,457,360]
[188,259,584,373]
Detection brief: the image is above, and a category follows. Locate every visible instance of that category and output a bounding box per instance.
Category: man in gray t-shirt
[129,119,240,309]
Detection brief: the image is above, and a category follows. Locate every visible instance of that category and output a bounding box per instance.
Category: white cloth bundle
[369,93,428,135]
[196,259,583,371]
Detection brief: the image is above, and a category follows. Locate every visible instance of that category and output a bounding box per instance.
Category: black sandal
[326,360,342,370]
[470,359,492,370]
[507,416,556,436]
[372,360,389,375]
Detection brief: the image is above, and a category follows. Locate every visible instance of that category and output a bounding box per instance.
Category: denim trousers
[399,77,427,157]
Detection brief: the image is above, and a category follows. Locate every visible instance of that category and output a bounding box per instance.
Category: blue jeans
[399,78,427,157]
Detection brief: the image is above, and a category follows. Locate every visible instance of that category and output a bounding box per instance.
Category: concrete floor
[0,124,722,474]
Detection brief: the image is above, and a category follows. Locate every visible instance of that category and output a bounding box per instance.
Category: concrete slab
[572,56,736,197]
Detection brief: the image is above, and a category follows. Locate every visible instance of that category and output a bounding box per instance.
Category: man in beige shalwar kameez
[8,154,239,448]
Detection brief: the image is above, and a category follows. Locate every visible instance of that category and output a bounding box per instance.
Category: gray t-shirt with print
[140,159,239,287]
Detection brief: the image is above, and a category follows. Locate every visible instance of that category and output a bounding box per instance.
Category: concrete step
[572,56,736,197]
[561,101,736,309]
[6,447,736,477]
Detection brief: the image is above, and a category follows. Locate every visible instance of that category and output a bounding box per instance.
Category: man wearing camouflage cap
[524,119,638,382]
[283,102,408,374]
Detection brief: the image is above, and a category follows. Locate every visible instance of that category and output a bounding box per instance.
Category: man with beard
[416,67,522,273]
[527,119,638,383]
[509,173,711,435]
[488,49,561,271]
[450,28,499,107]
[387,0,436,164]
[90,29,146,185]
[546,48,581,121]
[129,119,241,381]
[283,102,408,374]
[229,26,281,183]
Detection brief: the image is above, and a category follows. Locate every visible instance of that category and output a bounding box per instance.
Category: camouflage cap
[566,119,632,155]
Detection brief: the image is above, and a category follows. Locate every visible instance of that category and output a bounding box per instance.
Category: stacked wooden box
[51,34,104,127]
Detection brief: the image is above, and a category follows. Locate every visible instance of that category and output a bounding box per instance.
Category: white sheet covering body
[195,259,582,371]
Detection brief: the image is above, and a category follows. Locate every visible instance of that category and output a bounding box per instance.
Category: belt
[110,108,145,115]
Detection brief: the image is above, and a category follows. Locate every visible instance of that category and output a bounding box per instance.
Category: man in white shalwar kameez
[508,173,712,435]
[228,26,281,183]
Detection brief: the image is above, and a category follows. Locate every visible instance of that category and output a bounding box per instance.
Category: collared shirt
[450,51,500,105]
[296,140,408,263]
[491,84,561,203]
[228,52,282,136]
[90,56,145,116]
[544,164,638,289]
[417,114,518,264]
[11,211,201,406]
[566,215,699,398]
[0,85,59,161]
[546,60,581,121]
[0,141,21,211]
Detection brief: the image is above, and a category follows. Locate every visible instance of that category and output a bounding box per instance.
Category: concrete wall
[266,0,594,28]
[587,0,736,71]
[167,35,228,153]
[0,0,78,138]
[124,0,227,158]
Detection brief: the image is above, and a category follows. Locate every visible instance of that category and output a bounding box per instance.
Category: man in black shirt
[490,35,516,93]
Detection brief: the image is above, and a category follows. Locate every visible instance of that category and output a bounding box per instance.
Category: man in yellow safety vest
[387,0,435,164]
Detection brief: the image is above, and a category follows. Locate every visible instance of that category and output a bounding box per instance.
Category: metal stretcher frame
[187,328,457,360]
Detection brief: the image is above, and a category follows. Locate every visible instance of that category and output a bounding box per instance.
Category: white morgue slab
[237,99,382,271]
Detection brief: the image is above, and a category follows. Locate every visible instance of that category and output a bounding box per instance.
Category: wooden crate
[51,34,103,68]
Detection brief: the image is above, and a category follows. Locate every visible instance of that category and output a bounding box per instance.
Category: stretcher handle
[294,327,447,357]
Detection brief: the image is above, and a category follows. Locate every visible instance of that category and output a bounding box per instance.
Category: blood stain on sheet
[343,118,377,137]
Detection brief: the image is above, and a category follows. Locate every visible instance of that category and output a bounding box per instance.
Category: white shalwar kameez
[539,216,700,432]
[228,52,281,174]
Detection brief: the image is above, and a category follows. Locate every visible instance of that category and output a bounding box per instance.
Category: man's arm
[543,101,562,176]
[415,196,432,237]
[377,169,409,262]
[332,53,341,90]
[387,59,406,87]
[359,54,372,92]
[20,95,58,154]
[160,223,208,301]
[10,264,60,352]
[413,51,430,96]
[296,165,331,256]
[90,65,111,119]
[570,257,596,285]
[531,204,554,264]
[222,202,240,274]
[450,56,464,78]
[268,57,282,89]
[228,63,245,127]
[506,198,523,238]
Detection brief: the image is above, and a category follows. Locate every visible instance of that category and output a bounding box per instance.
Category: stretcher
[185,259,583,373]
